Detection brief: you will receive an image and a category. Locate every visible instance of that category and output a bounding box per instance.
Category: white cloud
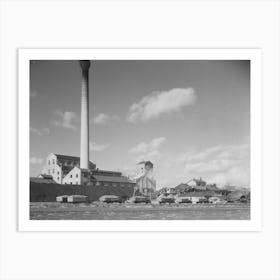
[30,126,50,136]
[91,113,119,125]
[53,111,77,130]
[129,137,166,164]
[90,141,110,152]
[127,88,196,123]
[183,144,250,187]
[30,157,44,165]
[135,150,163,164]
[129,137,166,154]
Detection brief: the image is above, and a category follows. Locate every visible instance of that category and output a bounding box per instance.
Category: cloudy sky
[30,60,250,188]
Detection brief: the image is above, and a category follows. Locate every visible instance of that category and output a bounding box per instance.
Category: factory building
[41,153,96,184]
[37,61,135,189]
[41,153,134,187]
[134,161,156,196]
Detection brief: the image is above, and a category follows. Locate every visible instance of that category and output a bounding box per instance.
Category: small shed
[56,195,69,203]
[67,195,88,203]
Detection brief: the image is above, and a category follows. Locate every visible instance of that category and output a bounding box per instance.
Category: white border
[18,49,262,232]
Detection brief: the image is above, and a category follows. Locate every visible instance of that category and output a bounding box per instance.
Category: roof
[54,154,96,170]
[93,169,122,176]
[55,154,80,161]
[92,174,135,184]
[30,177,56,184]
[137,161,153,167]
[61,165,74,174]
[133,173,145,180]
[175,183,192,190]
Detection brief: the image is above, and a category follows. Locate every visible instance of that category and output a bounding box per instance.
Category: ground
[30,202,250,220]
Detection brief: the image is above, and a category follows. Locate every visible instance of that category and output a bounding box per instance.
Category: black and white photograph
[28,54,252,221]
[2,1,280,280]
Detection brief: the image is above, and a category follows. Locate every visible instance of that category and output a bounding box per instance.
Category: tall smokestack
[79,60,91,169]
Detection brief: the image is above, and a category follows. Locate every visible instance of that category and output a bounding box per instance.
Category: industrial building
[41,153,134,187]
[38,60,134,189]
[134,161,156,196]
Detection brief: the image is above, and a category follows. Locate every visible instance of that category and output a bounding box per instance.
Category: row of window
[60,161,78,166]
[48,159,78,167]
[64,161,78,166]
[48,159,56,165]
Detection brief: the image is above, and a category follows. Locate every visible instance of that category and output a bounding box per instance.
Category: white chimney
[79,60,90,169]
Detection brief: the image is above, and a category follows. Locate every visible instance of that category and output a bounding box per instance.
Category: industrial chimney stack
[79,60,90,170]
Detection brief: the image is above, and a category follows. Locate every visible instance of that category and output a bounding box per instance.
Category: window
[76,174,78,178]
[57,171,59,175]
[70,175,72,178]
[76,181,78,185]
[48,160,50,165]
[57,177,59,181]
[53,159,55,164]
[52,169,55,174]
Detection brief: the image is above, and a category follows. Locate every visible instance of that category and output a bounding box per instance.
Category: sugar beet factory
[30,60,250,208]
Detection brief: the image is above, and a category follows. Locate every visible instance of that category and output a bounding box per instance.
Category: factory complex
[31,60,157,198]
[30,60,249,204]
[41,153,134,187]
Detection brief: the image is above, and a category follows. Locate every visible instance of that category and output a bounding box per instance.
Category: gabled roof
[61,165,74,174]
[55,154,80,161]
[92,174,135,184]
